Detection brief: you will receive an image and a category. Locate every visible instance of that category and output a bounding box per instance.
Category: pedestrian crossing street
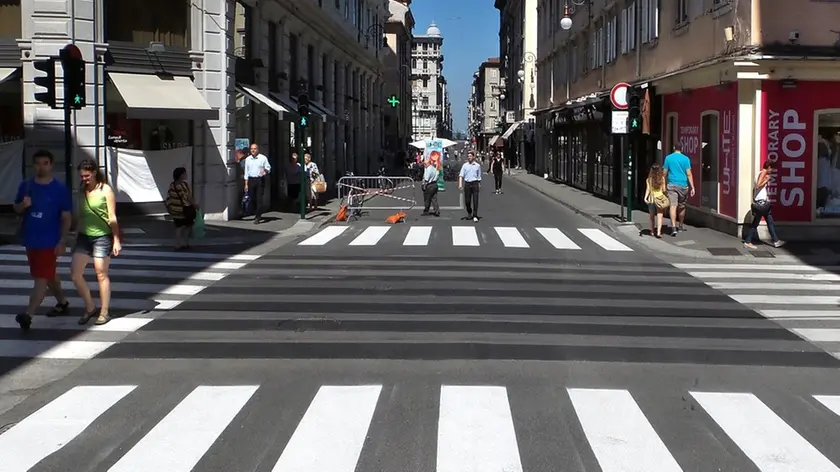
[298,223,634,251]
[0,245,259,360]
[3,382,840,471]
[676,262,840,361]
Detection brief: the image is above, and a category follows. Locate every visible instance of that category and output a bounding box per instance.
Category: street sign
[611,110,629,134]
[610,82,631,110]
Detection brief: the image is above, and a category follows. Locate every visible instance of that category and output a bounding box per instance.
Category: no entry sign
[610,82,630,110]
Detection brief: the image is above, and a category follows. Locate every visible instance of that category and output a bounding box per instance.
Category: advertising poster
[424,139,446,191]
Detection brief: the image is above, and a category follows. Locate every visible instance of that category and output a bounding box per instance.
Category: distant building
[384,0,415,154]
[410,22,452,140]
[467,57,502,153]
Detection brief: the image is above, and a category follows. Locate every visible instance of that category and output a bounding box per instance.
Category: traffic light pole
[298,121,307,219]
[625,137,633,223]
[63,101,73,189]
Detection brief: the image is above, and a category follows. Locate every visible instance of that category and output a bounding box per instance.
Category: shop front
[0,2,22,211]
[759,80,840,230]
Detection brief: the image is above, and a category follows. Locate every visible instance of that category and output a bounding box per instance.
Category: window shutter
[619,9,627,54]
[652,0,659,39]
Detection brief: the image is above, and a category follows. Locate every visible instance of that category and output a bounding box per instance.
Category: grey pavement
[3,176,840,470]
[510,171,840,264]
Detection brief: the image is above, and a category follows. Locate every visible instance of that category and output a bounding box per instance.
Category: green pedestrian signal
[387,95,400,107]
[74,94,81,105]
[300,116,307,127]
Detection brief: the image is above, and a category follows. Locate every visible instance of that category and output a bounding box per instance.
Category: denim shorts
[74,233,114,258]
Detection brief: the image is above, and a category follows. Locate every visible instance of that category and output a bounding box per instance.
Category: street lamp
[560,0,588,30]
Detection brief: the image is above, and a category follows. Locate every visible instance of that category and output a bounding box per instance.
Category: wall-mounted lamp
[560,0,588,31]
[724,26,734,42]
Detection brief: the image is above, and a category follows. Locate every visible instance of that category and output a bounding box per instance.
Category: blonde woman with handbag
[644,164,670,238]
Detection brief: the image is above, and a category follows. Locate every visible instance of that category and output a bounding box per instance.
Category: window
[307,45,316,97]
[233,1,250,59]
[0,0,21,39]
[104,0,189,48]
[606,15,617,63]
[321,54,328,103]
[289,34,299,90]
[624,1,637,52]
[641,0,659,43]
[816,113,840,217]
[675,0,688,25]
[268,22,278,91]
[344,0,350,19]
[336,0,340,8]
[701,112,720,211]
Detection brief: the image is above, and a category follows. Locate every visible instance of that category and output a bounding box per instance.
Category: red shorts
[26,248,58,280]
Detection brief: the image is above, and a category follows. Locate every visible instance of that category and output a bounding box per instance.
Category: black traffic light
[59,44,86,109]
[627,86,642,133]
[297,90,310,128]
[33,58,57,108]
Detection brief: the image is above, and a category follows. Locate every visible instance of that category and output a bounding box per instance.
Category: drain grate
[750,250,776,258]
[706,247,742,256]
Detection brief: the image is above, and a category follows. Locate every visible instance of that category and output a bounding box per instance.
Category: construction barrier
[337,176,416,217]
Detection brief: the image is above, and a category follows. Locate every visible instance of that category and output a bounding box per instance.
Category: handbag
[14,179,32,246]
[751,199,771,216]
[653,193,670,210]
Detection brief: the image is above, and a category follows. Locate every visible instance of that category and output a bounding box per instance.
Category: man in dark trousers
[421,159,440,216]
[458,151,482,222]
[242,143,272,224]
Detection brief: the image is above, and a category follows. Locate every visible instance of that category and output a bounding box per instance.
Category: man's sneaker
[473,217,479,222]
[773,240,786,248]
[15,313,32,332]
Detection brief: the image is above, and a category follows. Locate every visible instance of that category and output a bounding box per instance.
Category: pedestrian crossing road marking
[0,245,261,360]
[2,383,840,471]
[298,225,633,251]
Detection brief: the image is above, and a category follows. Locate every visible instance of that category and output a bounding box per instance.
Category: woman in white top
[304,153,320,210]
[743,160,785,249]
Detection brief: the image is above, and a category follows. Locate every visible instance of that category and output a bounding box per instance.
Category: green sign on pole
[436,169,445,191]
[387,95,399,107]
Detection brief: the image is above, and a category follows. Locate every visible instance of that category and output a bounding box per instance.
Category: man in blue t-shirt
[12,150,73,331]
[662,145,695,236]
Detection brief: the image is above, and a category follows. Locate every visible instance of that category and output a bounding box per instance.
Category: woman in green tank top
[71,159,121,326]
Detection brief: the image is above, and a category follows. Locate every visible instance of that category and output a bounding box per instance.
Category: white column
[737,79,760,233]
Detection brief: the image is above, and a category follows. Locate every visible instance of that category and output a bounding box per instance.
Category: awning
[108,72,218,121]
[270,92,298,114]
[271,92,337,122]
[236,84,291,118]
[501,121,524,139]
[308,101,337,122]
[488,135,502,146]
[0,67,19,84]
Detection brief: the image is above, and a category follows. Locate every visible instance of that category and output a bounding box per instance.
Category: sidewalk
[0,199,340,248]
[511,171,840,263]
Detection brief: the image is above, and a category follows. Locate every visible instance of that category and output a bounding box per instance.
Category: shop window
[816,112,840,217]
[104,81,193,150]
[0,0,21,39]
[0,75,23,142]
[700,112,719,211]
[104,0,189,49]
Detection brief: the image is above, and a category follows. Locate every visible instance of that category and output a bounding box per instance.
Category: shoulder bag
[14,179,32,246]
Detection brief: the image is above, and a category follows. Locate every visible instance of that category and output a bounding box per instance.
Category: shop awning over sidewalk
[501,121,524,139]
[0,67,19,84]
[488,135,502,146]
[272,92,337,122]
[307,101,337,122]
[109,72,218,121]
[236,83,292,119]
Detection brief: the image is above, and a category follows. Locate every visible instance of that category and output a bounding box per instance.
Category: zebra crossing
[675,262,840,361]
[0,245,258,360]
[298,224,634,251]
[3,382,840,471]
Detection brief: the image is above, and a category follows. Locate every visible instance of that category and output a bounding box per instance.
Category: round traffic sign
[610,82,631,110]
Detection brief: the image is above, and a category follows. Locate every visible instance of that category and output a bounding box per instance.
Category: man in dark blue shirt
[13,150,73,331]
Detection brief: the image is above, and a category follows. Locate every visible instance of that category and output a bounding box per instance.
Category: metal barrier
[337,176,416,215]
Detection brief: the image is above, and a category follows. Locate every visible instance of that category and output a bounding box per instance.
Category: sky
[409,0,499,133]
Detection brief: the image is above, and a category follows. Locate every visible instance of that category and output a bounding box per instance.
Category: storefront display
[760,80,840,222]
[662,84,739,219]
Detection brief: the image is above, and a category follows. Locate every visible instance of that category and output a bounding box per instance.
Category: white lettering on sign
[766,109,805,207]
[678,125,700,156]
[721,111,734,195]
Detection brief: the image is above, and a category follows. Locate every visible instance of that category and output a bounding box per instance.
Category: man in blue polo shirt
[662,144,695,236]
[459,151,482,222]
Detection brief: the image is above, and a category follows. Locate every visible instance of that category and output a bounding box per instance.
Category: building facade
[469,57,502,153]
[0,0,391,221]
[383,0,414,155]
[438,76,453,138]
[410,23,447,141]
[495,0,538,169]
[532,0,840,240]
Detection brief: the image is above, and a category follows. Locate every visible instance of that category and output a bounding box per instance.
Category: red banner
[758,81,840,222]
[662,84,739,218]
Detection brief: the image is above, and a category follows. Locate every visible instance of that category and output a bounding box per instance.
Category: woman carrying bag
[644,164,670,238]
[743,160,785,249]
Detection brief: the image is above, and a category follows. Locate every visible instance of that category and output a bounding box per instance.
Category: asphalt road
[3,175,840,471]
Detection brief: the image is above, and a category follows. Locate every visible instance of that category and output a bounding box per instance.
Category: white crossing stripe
[494,227,529,248]
[403,226,432,246]
[0,385,136,472]
[568,388,682,472]
[732,295,840,305]
[814,395,840,418]
[707,282,840,291]
[790,329,840,342]
[0,340,117,359]
[0,295,181,311]
[0,279,206,296]
[691,391,840,472]
[578,228,633,251]
[349,226,391,246]
[109,386,258,472]
[536,227,581,250]
[272,385,382,472]
[760,310,840,320]
[437,386,523,472]
[0,316,153,332]
[692,272,840,281]
[1,253,245,270]
[0,246,260,261]
[298,226,349,246]
[0,265,227,281]
[451,226,479,246]
[675,263,840,272]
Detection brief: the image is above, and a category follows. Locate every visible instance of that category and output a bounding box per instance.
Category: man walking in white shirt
[421,159,440,216]
[459,151,482,222]
[243,143,271,224]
